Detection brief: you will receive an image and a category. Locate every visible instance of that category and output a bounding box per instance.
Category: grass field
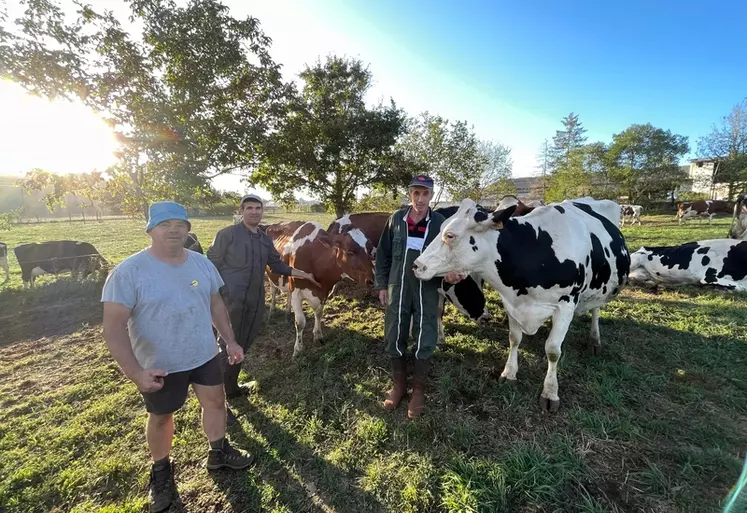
[1,212,746,513]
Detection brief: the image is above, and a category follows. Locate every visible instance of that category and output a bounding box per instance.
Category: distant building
[676,158,730,200]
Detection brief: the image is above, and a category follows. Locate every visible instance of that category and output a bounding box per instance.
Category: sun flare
[0,80,119,177]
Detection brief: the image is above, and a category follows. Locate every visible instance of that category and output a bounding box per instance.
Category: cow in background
[629,239,747,291]
[619,204,643,227]
[676,199,732,224]
[265,221,374,358]
[327,212,391,259]
[0,242,8,283]
[14,240,108,288]
[413,198,630,412]
[728,195,747,239]
[185,232,204,254]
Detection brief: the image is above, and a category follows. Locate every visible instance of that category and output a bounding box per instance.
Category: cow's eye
[347,250,355,256]
[445,232,455,240]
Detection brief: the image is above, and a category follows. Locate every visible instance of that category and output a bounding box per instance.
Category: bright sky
[1,0,745,199]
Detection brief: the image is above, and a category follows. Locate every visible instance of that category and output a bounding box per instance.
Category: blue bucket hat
[145,201,191,232]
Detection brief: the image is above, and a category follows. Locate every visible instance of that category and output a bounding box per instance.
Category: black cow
[186,232,203,254]
[14,240,108,288]
[0,241,8,283]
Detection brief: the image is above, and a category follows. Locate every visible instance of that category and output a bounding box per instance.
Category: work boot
[148,459,175,513]
[382,356,408,411]
[408,358,430,419]
[206,438,255,470]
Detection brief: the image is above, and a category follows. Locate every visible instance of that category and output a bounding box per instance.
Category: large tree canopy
[2,0,291,217]
[250,56,406,217]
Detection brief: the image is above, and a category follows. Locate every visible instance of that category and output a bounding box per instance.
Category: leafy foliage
[606,123,689,202]
[3,0,291,217]
[698,99,747,195]
[251,56,406,217]
[549,112,587,172]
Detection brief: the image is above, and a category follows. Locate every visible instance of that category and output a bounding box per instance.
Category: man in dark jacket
[207,194,320,399]
[375,176,464,419]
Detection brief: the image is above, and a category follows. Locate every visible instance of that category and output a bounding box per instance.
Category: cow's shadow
[0,278,104,347]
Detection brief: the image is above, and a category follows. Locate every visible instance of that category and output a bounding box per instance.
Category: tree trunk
[335,204,345,219]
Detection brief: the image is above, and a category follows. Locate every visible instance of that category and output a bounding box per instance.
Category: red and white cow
[327,212,391,259]
[412,198,630,412]
[629,239,747,292]
[676,199,732,225]
[265,221,374,358]
[619,204,643,227]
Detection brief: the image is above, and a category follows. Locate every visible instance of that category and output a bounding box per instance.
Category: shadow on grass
[0,278,103,347]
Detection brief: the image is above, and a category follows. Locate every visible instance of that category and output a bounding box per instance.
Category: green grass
[1,212,746,512]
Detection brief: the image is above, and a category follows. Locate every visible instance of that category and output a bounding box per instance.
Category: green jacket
[375,206,446,291]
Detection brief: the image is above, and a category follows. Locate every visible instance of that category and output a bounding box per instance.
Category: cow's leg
[291,289,306,359]
[268,278,277,317]
[588,307,601,355]
[0,257,8,283]
[708,214,715,224]
[308,294,325,345]
[540,307,574,412]
[436,293,445,345]
[500,314,523,383]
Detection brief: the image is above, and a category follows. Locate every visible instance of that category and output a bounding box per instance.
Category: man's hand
[378,289,388,306]
[133,369,168,393]
[444,271,467,284]
[299,271,322,288]
[226,341,245,365]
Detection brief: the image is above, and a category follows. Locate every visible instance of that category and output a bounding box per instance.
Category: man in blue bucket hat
[101,201,253,512]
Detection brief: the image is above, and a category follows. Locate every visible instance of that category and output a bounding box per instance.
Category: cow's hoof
[498,376,516,385]
[587,342,601,356]
[539,396,560,413]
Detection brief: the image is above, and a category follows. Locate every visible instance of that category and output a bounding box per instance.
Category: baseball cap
[240,193,264,206]
[409,175,434,189]
[145,201,191,232]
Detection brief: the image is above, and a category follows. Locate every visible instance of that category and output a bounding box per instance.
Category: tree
[532,138,552,201]
[250,56,406,217]
[446,140,514,202]
[697,99,747,197]
[397,112,486,204]
[549,113,587,172]
[606,123,689,203]
[3,0,291,217]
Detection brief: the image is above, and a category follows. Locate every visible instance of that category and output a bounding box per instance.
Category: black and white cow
[727,195,747,240]
[413,198,630,412]
[628,239,747,291]
[14,240,108,288]
[0,242,8,283]
[619,204,643,227]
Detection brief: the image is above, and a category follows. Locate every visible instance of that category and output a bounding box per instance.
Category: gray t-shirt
[101,249,224,374]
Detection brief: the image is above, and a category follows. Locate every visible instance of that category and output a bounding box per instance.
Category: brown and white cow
[327,212,391,259]
[0,242,8,283]
[676,199,732,224]
[265,221,374,358]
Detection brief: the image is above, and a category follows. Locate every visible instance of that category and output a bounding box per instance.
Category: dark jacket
[375,206,446,291]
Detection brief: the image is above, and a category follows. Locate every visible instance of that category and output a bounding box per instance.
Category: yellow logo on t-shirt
[191,280,199,287]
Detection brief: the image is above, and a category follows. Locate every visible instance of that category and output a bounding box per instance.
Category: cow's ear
[490,205,517,229]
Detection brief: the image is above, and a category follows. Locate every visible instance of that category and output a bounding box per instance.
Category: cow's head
[413,198,509,281]
[627,247,657,288]
[321,232,374,286]
[728,195,747,239]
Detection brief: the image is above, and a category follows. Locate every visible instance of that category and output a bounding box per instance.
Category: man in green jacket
[375,175,464,419]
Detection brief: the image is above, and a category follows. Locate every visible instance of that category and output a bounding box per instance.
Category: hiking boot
[382,356,407,411]
[408,358,430,419]
[148,459,175,513]
[206,439,255,470]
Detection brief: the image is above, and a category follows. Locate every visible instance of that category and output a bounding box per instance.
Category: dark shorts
[141,354,223,415]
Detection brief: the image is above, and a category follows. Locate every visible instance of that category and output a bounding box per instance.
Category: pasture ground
[0,213,746,513]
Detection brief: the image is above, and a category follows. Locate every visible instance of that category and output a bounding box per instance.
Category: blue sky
[2,0,745,199]
[224,0,746,187]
